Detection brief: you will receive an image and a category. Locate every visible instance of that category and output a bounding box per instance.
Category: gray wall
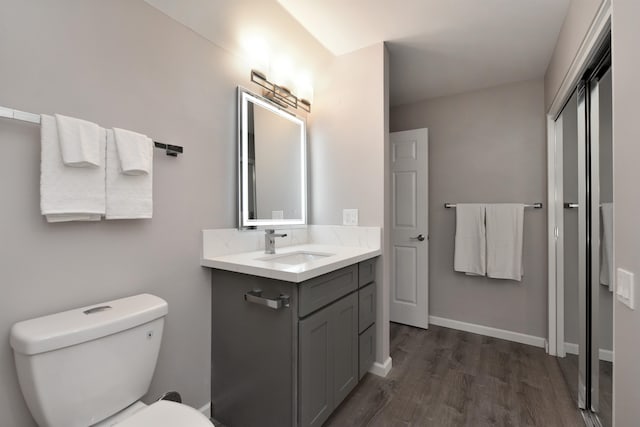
[612,1,640,424]
[544,0,603,110]
[309,44,386,227]
[390,79,548,338]
[0,1,331,426]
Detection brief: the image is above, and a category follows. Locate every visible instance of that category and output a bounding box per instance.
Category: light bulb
[295,72,314,104]
[271,56,294,90]
[241,35,269,76]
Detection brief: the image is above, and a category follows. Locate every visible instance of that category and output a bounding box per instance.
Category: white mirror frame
[238,87,307,228]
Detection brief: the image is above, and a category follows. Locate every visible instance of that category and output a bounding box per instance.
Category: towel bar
[444,202,543,209]
[0,105,184,157]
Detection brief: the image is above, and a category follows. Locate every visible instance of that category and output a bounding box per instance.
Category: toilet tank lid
[10,294,168,356]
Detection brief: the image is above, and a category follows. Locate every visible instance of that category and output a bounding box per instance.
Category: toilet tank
[10,294,168,427]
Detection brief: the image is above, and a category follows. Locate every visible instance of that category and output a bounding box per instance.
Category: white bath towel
[55,113,102,167]
[112,127,153,175]
[40,115,106,222]
[600,202,614,291]
[454,204,486,276]
[486,204,525,281]
[106,130,153,219]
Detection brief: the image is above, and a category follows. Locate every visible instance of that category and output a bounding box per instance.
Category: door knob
[412,234,425,242]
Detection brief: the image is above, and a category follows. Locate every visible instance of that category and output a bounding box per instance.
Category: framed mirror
[238,87,307,228]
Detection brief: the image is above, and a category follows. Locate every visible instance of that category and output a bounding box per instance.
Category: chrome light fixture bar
[250,70,311,113]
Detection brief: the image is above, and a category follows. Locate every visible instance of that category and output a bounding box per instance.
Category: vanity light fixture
[250,70,311,113]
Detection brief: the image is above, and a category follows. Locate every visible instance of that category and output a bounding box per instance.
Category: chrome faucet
[264,229,287,254]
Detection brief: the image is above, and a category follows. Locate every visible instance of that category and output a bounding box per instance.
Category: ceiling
[277,0,571,106]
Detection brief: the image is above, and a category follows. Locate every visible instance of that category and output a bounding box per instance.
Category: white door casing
[389,129,429,329]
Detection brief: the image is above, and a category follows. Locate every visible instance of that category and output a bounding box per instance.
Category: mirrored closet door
[555,41,612,426]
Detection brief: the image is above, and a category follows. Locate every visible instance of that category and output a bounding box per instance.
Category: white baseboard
[563,342,613,362]
[428,315,546,348]
[198,402,211,418]
[369,356,392,377]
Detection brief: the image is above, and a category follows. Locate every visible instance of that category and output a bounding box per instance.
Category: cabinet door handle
[244,290,290,310]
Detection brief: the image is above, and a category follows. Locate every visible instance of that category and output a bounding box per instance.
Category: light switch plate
[616,268,635,309]
[271,210,284,220]
[343,209,359,226]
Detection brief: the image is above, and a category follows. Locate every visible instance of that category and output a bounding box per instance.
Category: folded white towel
[106,130,153,219]
[454,204,486,276]
[486,204,525,281]
[45,213,102,222]
[600,202,614,291]
[113,128,153,175]
[55,113,102,167]
[40,115,106,222]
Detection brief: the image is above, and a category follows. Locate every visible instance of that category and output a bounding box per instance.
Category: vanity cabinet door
[299,305,333,427]
[331,292,359,408]
[299,292,358,427]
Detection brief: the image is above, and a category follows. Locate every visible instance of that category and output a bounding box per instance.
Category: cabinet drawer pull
[244,290,290,310]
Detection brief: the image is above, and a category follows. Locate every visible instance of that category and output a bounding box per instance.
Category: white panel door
[390,129,429,329]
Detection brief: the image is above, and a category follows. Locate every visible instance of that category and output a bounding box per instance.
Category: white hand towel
[55,113,102,167]
[40,115,106,222]
[454,204,486,276]
[106,130,153,219]
[600,203,614,291]
[486,204,525,281]
[113,127,153,175]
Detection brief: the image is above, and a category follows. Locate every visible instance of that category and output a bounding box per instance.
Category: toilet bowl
[10,294,214,427]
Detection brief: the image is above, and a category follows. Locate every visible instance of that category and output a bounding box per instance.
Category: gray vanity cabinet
[211,257,376,427]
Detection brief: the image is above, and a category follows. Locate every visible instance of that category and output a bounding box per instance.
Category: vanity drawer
[358,283,376,333]
[299,265,358,318]
[359,324,376,380]
[358,258,376,288]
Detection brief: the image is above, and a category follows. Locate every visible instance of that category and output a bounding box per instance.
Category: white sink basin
[257,251,334,265]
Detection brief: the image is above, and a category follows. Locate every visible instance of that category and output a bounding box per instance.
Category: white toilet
[10,293,213,427]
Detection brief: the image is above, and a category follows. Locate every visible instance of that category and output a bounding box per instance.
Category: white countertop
[200,243,380,283]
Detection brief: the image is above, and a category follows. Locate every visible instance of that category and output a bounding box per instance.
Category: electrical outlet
[272,210,284,220]
[342,209,359,226]
[616,268,635,310]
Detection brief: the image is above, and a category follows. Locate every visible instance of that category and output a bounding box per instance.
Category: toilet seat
[115,400,213,427]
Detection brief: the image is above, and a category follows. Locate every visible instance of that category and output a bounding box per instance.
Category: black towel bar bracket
[153,141,183,157]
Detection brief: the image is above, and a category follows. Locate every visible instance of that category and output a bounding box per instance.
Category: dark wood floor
[325,323,584,427]
[557,353,612,427]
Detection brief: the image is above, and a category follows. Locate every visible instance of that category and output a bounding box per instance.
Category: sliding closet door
[576,84,589,410]
[594,68,613,427]
[557,90,581,407]
[555,39,612,424]
[588,77,601,412]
